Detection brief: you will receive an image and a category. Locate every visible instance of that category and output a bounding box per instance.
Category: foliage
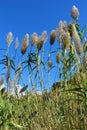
[0,5,87,130]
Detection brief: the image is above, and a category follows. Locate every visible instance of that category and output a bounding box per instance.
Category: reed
[0,5,87,130]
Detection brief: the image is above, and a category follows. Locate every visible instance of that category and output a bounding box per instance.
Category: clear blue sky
[0,0,87,91]
[0,0,87,39]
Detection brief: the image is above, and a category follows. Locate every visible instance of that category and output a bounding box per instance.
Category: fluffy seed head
[61,31,71,51]
[69,23,83,54]
[42,31,48,43]
[36,36,44,51]
[71,5,79,20]
[56,21,68,43]
[31,33,38,45]
[57,21,71,51]
[6,32,13,47]
[50,30,56,45]
[21,34,29,54]
[56,21,64,43]
[36,31,47,51]
[68,23,75,36]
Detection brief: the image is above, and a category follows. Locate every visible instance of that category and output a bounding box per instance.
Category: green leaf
[7,122,24,129]
[82,80,87,91]
[10,59,15,70]
[83,40,87,52]
[81,24,87,40]
[65,87,83,92]
[75,23,80,33]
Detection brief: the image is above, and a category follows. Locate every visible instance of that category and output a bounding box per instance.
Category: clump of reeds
[0,5,87,130]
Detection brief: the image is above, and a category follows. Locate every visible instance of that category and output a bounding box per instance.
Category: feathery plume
[57,21,68,42]
[61,31,71,50]
[71,5,79,20]
[21,34,29,54]
[56,21,64,43]
[50,30,56,45]
[31,32,38,45]
[42,31,48,42]
[57,21,71,50]
[6,32,13,47]
[69,23,83,54]
[36,36,44,51]
[36,31,47,51]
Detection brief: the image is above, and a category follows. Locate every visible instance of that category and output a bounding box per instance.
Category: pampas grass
[0,5,87,130]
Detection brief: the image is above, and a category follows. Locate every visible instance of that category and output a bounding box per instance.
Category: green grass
[0,72,87,130]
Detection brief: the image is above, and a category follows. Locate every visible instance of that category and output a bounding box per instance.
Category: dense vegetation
[0,5,87,130]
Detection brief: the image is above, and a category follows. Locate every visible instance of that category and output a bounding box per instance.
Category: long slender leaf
[81,24,87,40]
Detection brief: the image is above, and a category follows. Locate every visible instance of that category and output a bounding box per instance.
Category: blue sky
[0,0,87,91]
[0,0,87,39]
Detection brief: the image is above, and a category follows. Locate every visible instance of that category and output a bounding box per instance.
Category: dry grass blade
[7,122,24,129]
